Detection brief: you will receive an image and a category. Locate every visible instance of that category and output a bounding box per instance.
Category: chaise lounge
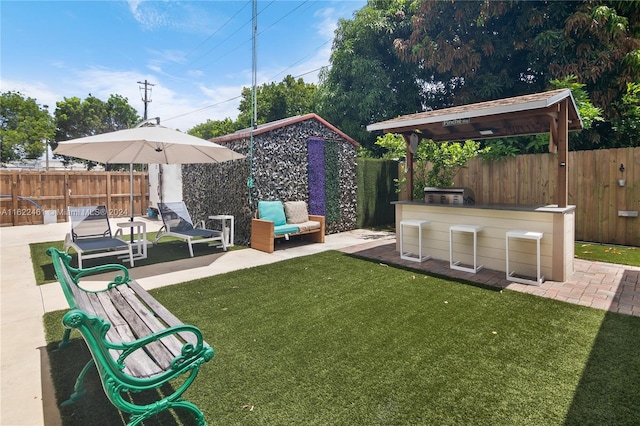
[64,205,134,268]
[155,201,226,257]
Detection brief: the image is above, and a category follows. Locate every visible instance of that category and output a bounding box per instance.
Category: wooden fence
[0,170,149,226]
[2,147,638,246]
[447,146,639,246]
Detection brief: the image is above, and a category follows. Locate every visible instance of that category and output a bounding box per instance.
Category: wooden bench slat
[95,292,164,378]
[127,281,200,346]
[82,292,130,373]
[117,286,185,360]
[105,289,177,370]
[60,266,95,312]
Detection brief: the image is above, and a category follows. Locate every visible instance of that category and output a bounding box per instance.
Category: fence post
[11,171,19,226]
[64,172,70,221]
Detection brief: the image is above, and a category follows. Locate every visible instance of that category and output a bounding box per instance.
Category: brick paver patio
[341,241,640,317]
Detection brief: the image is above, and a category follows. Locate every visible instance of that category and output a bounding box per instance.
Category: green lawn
[574,242,640,267]
[43,251,640,425]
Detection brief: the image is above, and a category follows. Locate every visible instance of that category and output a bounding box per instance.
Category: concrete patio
[1,220,638,425]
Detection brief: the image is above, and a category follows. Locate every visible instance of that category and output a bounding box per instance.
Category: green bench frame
[47,247,215,426]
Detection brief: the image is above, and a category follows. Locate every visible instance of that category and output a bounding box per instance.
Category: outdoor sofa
[251,200,325,253]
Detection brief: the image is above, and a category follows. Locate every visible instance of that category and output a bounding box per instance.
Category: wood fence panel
[0,171,149,226]
[451,147,639,246]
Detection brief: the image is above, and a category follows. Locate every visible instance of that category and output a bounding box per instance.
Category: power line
[161,1,331,125]
[182,1,251,61]
[163,95,242,123]
[268,40,330,81]
[197,1,275,70]
[162,63,325,125]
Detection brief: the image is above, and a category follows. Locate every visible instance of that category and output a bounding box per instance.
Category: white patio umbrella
[54,123,245,223]
[54,124,245,165]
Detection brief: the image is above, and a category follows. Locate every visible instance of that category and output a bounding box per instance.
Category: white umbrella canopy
[54,124,245,223]
[54,125,245,164]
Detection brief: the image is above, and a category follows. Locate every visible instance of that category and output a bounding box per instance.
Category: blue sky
[1,0,366,131]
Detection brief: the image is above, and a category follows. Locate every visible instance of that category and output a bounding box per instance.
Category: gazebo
[367,88,583,207]
[367,89,584,283]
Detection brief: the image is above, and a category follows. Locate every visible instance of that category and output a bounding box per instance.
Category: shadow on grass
[564,268,640,425]
[44,337,202,426]
[31,240,233,285]
[563,309,640,424]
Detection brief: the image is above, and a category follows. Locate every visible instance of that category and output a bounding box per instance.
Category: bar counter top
[392,201,576,214]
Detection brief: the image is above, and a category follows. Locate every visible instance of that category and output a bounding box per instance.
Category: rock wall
[182,118,357,245]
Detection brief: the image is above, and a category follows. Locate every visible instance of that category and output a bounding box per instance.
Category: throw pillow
[258,201,287,226]
[284,201,309,224]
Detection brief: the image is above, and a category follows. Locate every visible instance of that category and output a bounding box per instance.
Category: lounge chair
[155,201,226,257]
[64,205,134,268]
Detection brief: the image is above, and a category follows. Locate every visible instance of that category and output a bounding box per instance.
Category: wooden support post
[402,134,414,201]
[548,113,558,154]
[105,171,112,214]
[557,99,569,208]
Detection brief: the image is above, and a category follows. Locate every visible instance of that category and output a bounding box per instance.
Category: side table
[208,215,234,247]
[115,221,148,261]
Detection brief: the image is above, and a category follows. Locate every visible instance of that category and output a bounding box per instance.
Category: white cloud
[127,0,223,34]
[1,66,234,132]
[0,78,59,111]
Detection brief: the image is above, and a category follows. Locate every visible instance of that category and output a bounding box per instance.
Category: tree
[317,1,424,153]
[189,118,240,140]
[54,94,139,147]
[236,75,317,128]
[375,133,486,199]
[394,1,639,148]
[320,1,638,155]
[610,81,640,147]
[54,94,139,168]
[0,91,54,163]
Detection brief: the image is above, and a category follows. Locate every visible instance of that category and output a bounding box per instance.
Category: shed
[182,113,359,246]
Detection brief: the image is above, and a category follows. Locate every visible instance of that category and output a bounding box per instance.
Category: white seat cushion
[296,221,321,232]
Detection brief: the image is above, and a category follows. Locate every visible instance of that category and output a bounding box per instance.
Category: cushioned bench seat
[251,200,325,253]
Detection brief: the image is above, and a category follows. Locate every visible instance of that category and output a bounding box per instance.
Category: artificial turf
[43,251,640,425]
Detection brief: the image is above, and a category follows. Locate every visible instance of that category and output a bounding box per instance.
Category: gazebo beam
[557,98,569,208]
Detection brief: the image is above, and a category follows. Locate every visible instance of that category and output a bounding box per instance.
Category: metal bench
[46,247,215,426]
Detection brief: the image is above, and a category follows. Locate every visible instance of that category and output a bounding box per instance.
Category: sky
[1,0,366,131]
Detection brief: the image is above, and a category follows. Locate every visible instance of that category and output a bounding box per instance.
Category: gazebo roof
[366,89,583,141]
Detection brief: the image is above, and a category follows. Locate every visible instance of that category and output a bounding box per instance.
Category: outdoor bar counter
[394,201,576,282]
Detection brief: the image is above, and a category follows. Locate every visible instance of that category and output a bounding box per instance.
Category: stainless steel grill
[424,187,475,205]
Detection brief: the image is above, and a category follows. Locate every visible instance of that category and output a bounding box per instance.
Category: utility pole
[136,80,155,213]
[137,79,155,120]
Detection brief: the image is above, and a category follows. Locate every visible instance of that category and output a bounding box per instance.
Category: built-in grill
[424,187,475,205]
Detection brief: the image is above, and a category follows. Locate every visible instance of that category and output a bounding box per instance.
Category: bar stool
[506,230,544,285]
[449,225,483,273]
[399,219,431,262]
